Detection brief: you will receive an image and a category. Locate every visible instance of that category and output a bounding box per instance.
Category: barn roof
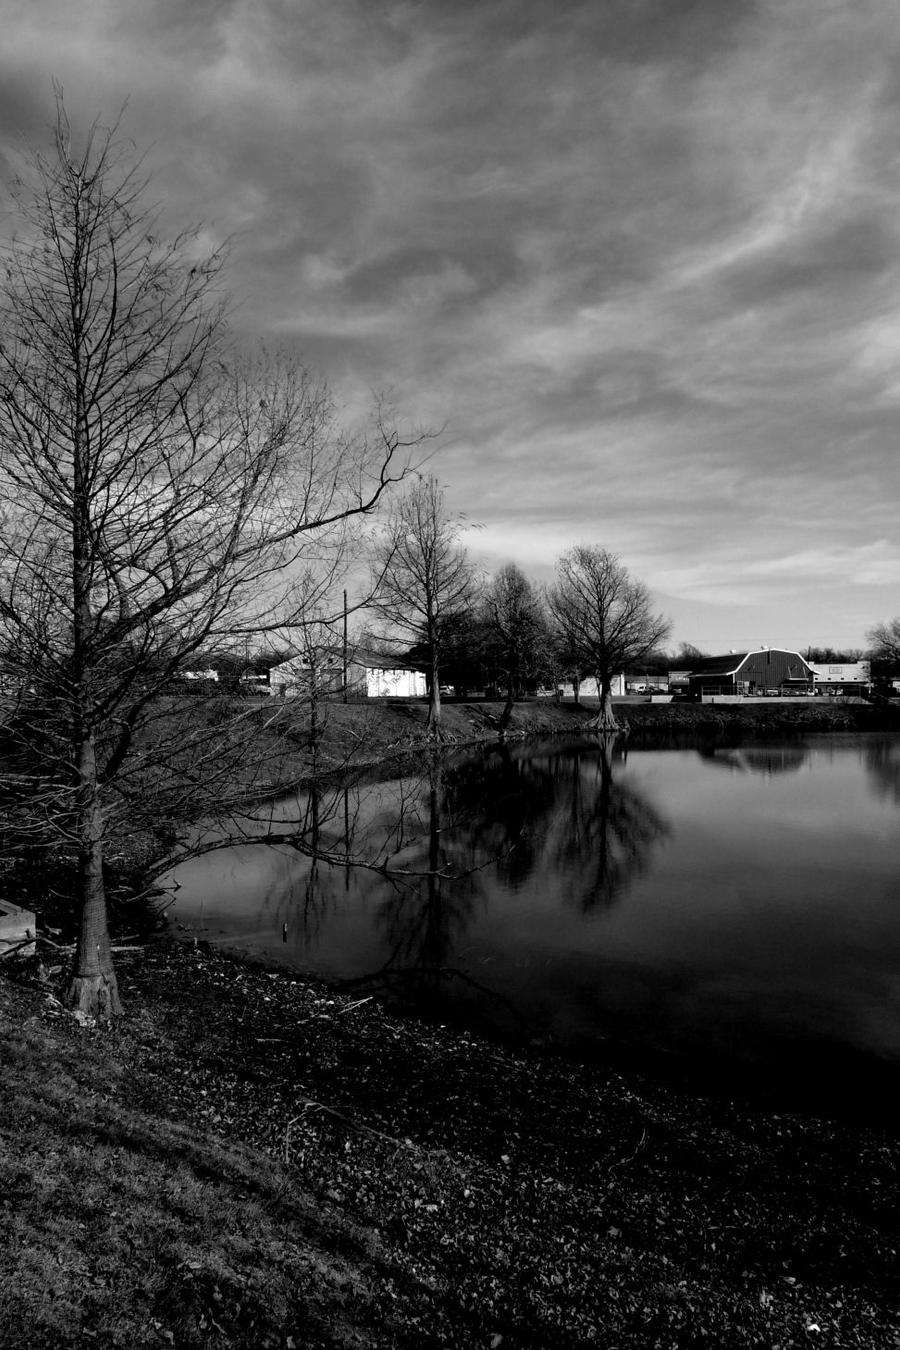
[688,648,813,678]
[688,652,751,676]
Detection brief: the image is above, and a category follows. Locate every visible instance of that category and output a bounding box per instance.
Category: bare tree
[482,563,549,730]
[675,642,706,664]
[867,619,900,688]
[547,546,671,731]
[0,100,416,1016]
[805,645,865,664]
[370,475,475,734]
[868,621,900,662]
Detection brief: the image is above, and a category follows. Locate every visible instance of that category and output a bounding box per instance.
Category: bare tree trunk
[498,676,515,734]
[67,735,122,1017]
[309,654,320,774]
[427,631,442,735]
[68,370,122,1015]
[587,675,619,732]
[428,678,442,733]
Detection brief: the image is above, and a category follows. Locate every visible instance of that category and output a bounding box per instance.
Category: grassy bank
[316,693,900,754]
[303,694,900,766]
[2,939,900,1349]
[228,694,900,788]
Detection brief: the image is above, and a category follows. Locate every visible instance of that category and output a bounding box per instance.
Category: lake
[167,732,900,1110]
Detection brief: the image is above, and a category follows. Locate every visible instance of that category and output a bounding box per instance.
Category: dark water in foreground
[168,733,900,1109]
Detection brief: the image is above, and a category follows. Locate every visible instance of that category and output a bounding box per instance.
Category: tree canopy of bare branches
[866,621,900,667]
[370,475,476,734]
[547,546,671,730]
[0,100,415,1015]
[482,563,550,727]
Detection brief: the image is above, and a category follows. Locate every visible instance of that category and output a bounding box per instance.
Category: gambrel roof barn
[688,648,814,696]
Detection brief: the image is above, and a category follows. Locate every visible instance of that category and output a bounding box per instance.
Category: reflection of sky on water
[168,734,900,1091]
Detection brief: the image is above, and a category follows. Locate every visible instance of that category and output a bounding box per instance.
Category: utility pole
[342,588,348,703]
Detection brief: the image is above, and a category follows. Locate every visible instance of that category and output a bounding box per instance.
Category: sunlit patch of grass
[0,986,393,1349]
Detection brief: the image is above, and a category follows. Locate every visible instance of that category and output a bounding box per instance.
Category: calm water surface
[168,733,900,1104]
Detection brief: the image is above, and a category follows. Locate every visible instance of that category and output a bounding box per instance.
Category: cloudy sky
[3,0,900,652]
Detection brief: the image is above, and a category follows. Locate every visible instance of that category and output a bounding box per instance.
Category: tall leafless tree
[482,563,549,729]
[370,475,476,735]
[547,546,670,731]
[0,100,416,1016]
[674,641,707,664]
[866,619,900,666]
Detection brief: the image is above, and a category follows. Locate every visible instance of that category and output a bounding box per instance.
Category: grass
[3,939,900,1348]
[0,972,404,1349]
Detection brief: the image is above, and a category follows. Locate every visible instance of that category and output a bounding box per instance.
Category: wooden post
[342,589,348,703]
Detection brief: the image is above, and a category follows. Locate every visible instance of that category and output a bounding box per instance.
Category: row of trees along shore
[366,472,670,734]
[2,105,894,1020]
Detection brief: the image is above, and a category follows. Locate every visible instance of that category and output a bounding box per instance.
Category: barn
[688,648,814,697]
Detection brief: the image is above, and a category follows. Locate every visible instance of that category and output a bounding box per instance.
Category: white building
[572,673,626,699]
[807,661,871,694]
[267,649,426,700]
[267,651,343,698]
[363,656,426,699]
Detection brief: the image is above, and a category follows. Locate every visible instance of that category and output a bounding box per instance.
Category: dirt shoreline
[4,938,900,1348]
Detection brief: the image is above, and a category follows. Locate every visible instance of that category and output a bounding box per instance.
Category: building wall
[269,654,425,699]
[365,667,426,698]
[269,655,343,697]
[574,674,626,699]
[808,662,870,690]
[737,650,812,690]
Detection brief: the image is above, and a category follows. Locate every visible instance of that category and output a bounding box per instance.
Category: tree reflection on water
[331,737,669,1010]
[539,736,668,912]
[171,733,900,1086]
[697,744,809,776]
[864,737,900,804]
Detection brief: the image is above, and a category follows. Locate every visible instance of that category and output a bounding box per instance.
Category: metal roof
[687,652,752,677]
[687,649,813,678]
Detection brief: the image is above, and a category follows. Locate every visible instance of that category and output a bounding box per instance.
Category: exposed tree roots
[67,972,123,1020]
